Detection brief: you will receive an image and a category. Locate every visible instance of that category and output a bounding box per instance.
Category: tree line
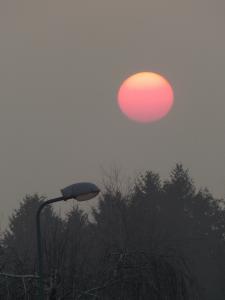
[0,164,225,299]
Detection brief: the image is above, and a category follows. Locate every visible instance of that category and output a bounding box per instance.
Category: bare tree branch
[0,272,39,279]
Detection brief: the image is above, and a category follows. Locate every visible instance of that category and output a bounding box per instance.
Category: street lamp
[36,182,100,300]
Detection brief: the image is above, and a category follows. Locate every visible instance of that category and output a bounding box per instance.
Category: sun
[117,72,174,123]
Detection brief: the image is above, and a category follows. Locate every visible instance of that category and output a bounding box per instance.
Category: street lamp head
[61,182,100,201]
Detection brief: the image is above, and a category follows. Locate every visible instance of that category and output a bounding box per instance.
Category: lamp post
[36,182,100,300]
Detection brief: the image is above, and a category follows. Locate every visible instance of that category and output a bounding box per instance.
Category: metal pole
[36,197,64,300]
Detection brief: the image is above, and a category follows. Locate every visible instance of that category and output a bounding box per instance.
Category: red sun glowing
[118,72,174,123]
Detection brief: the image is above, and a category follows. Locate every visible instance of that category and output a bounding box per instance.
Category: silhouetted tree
[0,164,225,299]
[1,194,65,298]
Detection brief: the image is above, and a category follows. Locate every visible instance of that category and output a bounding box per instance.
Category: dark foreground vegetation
[0,164,225,299]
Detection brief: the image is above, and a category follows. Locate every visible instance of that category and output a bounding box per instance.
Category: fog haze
[0,0,225,224]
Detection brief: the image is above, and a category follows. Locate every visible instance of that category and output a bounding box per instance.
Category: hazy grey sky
[0,0,225,225]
